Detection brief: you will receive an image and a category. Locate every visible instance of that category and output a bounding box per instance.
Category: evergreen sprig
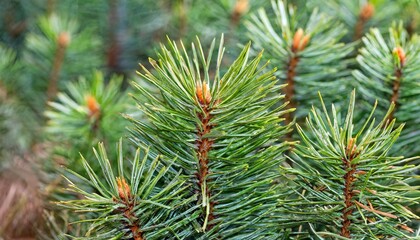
[285,90,419,239]
[127,36,292,238]
[45,71,129,165]
[20,14,101,111]
[246,0,353,131]
[353,23,420,157]
[59,139,194,239]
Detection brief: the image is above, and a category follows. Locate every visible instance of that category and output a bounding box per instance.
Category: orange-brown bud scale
[292,28,304,51]
[57,32,71,48]
[360,3,375,21]
[233,0,249,17]
[393,47,406,66]
[292,28,310,52]
[299,34,311,51]
[346,138,357,158]
[116,177,131,201]
[231,0,249,26]
[196,82,212,105]
[86,95,101,119]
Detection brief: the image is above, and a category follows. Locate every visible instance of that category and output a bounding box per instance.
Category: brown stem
[353,18,365,41]
[353,3,374,40]
[125,211,143,240]
[388,68,402,123]
[47,33,69,100]
[196,85,216,231]
[341,160,356,238]
[284,29,310,142]
[340,140,359,238]
[120,206,143,240]
[284,54,299,128]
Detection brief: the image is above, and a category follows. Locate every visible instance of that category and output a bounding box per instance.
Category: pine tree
[1,1,419,239]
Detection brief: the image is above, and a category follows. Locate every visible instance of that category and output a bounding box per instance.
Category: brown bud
[292,28,304,51]
[346,138,357,156]
[360,3,374,21]
[57,32,71,48]
[231,0,249,26]
[116,177,131,201]
[393,46,406,65]
[86,95,100,119]
[232,0,249,18]
[299,34,311,51]
[292,28,310,52]
[196,82,212,105]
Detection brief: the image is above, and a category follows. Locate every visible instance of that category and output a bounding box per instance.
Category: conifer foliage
[285,91,419,239]
[45,71,129,164]
[60,139,195,239]
[127,36,292,238]
[353,23,420,157]
[246,0,353,129]
[19,14,101,112]
[1,1,420,239]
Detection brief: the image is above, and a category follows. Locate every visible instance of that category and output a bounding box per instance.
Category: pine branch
[45,71,129,168]
[353,23,420,157]
[20,14,101,112]
[246,0,353,139]
[285,90,420,239]
[59,139,194,239]
[127,36,293,238]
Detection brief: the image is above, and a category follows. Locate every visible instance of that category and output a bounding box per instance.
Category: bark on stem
[284,54,299,127]
[388,68,402,122]
[388,47,405,123]
[353,3,374,40]
[284,28,310,139]
[116,177,144,240]
[340,139,359,238]
[196,83,216,231]
[47,32,69,100]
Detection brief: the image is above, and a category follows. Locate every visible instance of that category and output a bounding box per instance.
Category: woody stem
[340,151,358,238]
[196,102,215,230]
[47,40,67,100]
[284,51,299,139]
[387,67,403,123]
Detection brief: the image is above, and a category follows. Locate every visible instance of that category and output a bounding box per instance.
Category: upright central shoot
[195,81,215,229]
[129,36,292,238]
